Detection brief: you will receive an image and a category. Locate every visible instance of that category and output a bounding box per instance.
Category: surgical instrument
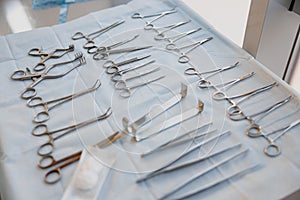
[33,108,112,156]
[245,96,292,138]
[93,45,152,60]
[118,75,165,98]
[184,62,239,87]
[27,45,74,72]
[142,8,177,30]
[229,96,291,121]
[261,119,300,157]
[113,67,160,88]
[96,84,187,147]
[131,8,176,19]
[154,20,191,41]
[141,122,213,157]
[72,20,125,49]
[105,58,154,75]
[172,164,259,200]
[136,130,231,183]
[19,53,86,99]
[39,151,82,184]
[212,82,277,102]
[176,37,213,63]
[110,62,157,82]
[158,148,248,200]
[87,34,139,54]
[27,79,101,123]
[133,100,204,142]
[165,28,202,50]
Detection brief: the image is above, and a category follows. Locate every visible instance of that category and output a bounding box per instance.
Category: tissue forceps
[177,37,213,63]
[20,53,85,99]
[39,151,82,184]
[27,80,101,123]
[245,96,292,138]
[117,75,165,98]
[104,55,152,74]
[27,45,75,72]
[154,20,191,41]
[33,107,112,156]
[136,130,231,183]
[113,67,160,88]
[165,28,202,50]
[72,20,125,48]
[110,60,155,81]
[142,8,177,30]
[87,34,139,54]
[158,149,248,200]
[93,45,152,60]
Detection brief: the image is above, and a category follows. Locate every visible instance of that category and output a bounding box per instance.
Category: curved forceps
[87,34,139,54]
[39,151,82,184]
[154,20,191,41]
[33,107,112,156]
[93,45,152,60]
[110,60,156,81]
[227,84,275,121]
[28,45,75,72]
[212,72,255,99]
[117,76,165,98]
[27,79,101,123]
[141,8,177,30]
[247,118,300,157]
[245,96,292,138]
[114,67,160,89]
[184,62,239,87]
[72,20,125,48]
[177,37,213,63]
[103,55,151,73]
[20,53,86,99]
[165,28,202,50]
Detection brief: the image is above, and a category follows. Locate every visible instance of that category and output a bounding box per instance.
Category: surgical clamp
[165,28,202,50]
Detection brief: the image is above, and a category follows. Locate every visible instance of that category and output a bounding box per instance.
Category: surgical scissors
[141,8,177,30]
[33,107,112,156]
[245,96,292,137]
[27,45,75,72]
[176,37,213,63]
[87,34,139,54]
[117,76,165,98]
[113,67,160,88]
[93,45,152,60]
[165,28,202,50]
[27,79,101,123]
[72,20,125,49]
[154,20,191,41]
[39,151,82,184]
[18,53,86,99]
[110,60,155,81]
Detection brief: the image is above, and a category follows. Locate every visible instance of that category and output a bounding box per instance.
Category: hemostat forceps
[154,20,191,41]
[27,45,75,72]
[72,20,125,49]
[39,151,82,184]
[87,34,139,54]
[18,53,86,99]
[27,79,101,123]
[177,37,213,63]
[165,28,202,50]
[93,45,152,60]
[33,107,112,156]
[132,7,176,20]
[116,75,165,98]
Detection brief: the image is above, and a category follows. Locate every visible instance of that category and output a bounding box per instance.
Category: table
[1,0,300,199]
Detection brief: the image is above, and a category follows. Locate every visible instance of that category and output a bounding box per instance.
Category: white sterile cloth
[0,0,300,199]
